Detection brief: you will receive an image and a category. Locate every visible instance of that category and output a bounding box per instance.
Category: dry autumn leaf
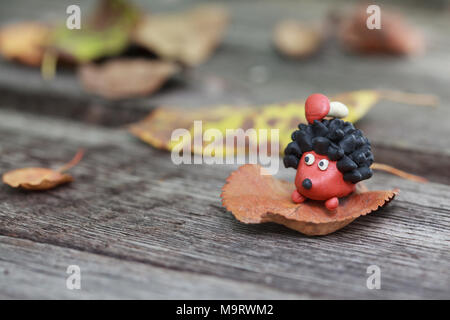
[0,22,50,66]
[49,0,140,63]
[273,20,323,58]
[221,164,398,236]
[78,58,179,99]
[2,149,84,191]
[133,5,229,66]
[338,6,424,55]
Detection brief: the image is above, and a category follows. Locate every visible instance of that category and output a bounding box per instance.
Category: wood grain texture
[0,235,302,299]
[0,0,449,299]
[0,109,448,299]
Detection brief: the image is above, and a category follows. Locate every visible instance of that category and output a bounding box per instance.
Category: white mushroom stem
[328,101,349,119]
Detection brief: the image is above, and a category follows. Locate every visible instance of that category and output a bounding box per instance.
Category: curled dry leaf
[0,22,50,66]
[133,5,229,66]
[338,7,424,55]
[221,164,398,236]
[2,168,73,191]
[273,20,323,58]
[2,149,84,191]
[79,58,179,99]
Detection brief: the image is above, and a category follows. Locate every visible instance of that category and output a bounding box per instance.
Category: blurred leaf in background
[78,58,179,99]
[133,5,229,66]
[0,22,50,66]
[49,0,140,63]
[273,20,324,59]
[338,5,425,56]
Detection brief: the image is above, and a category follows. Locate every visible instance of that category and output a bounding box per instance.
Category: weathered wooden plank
[0,235,303,299]
[0,109,448,299]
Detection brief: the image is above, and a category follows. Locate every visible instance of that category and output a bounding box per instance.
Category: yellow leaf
[129,89,434,157]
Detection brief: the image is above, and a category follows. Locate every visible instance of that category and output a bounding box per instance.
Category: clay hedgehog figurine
[283,93,374,211]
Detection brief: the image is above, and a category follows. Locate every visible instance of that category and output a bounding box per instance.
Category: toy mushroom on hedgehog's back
[283,93,374,210]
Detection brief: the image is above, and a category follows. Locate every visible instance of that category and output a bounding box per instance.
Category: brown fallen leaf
[0,22,50,66]
[221,164,398,236]
[273,20,323,58]
[2,149,84,191]
[78,58,179,99]
[338,6,424,55]
[133,5,229,66]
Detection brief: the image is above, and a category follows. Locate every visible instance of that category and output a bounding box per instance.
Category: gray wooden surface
[0,0,449,299]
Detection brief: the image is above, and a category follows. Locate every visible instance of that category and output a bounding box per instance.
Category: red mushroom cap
[305,93,330,124]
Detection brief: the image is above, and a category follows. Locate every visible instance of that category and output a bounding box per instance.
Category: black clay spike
[291,130,298,142]
[334,119,344,127]
[327,119,340,133]
[312,120,329,137]
[339,134,357,154]
[343,128,355,136]
[355,136,365,148]
[312,137,329,155]
[359,166,373,180]
[342,122,355,133]
[337,155,358,172]
[352,152,367,165]
[329,141,339,149]
[343,170,362,183]
[283,155,299,169]
[297,131,313,151]
[328,146,344,161]
[285,141,302,157]
[328,128,345,141]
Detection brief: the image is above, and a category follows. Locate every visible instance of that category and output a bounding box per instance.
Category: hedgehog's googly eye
[318,159,329,171]
[304,153,315,166]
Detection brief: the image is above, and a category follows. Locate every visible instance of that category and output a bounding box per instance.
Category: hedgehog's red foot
[292,189,306,204]
[325,197,339,211]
